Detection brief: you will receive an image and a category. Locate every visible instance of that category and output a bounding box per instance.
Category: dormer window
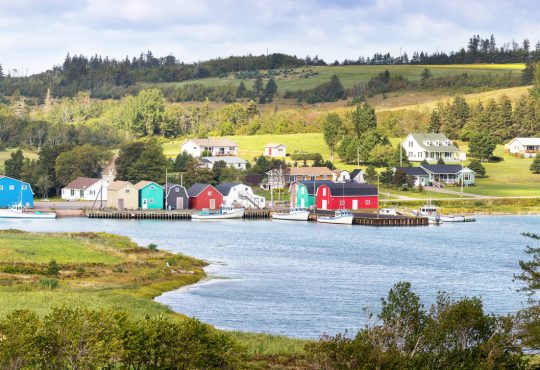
[444,140,450,146]
[425,140,431,146]
[435,140,440,146]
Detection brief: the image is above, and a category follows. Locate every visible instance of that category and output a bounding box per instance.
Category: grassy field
[143,64,525,93]
[0,148,38,172]
[0,230,305,358]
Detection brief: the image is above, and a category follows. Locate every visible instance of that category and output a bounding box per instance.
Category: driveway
[422,186,492,199]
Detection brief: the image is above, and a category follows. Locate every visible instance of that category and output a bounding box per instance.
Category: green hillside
[143,63,525,93]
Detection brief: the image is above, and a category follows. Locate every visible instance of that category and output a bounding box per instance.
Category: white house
[504,138,540,158]
[394,165,476,187]
[61,177,108,201]
[334,170,350,183]
[401,133,463,163]
[201,156,248,170]
[349,169,366,184]
[216,183,265,209]
[264,143,287,158]
[180,138,239,157]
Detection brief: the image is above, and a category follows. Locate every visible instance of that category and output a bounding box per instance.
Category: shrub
[148,243,158,251]
[39,278,59,290]
[45,260,60,276]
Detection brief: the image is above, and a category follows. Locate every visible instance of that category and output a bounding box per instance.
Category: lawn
[0,147,38,171]
[143,64,525,94]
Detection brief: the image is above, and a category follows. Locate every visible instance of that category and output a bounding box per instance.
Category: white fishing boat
[412,203,475,224]
[0,204,56,219]
[380,207,398,216]
[272,207,310,221]
[317,210,354,225]
[191,205,245,220]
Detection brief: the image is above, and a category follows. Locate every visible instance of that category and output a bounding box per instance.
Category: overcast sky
[1,0,539,74]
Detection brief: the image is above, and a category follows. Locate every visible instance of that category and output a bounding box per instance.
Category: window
[22,185,27,190]
[419,152,423,158]
[80,190,84,197]
[322,188,327,196]
[126,189,130,194]
[149,199,154,204]
[408,141,413,147]
[425,140,431,146]
[0,185,3,190]
[322,176,327,180]
[310,176,315,181]
[366,200,371,205]
[340,200,345,206]
[175,188,179,193]
[71,189,75,196]
[463,174,471,181]
[434,140,440,146]
[409,152,413,157]
[208,191,212,196]
[150,186,155,190]
[9,185,14,190]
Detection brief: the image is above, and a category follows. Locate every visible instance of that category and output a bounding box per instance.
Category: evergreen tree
[437,157,445,165]
[420,68,432,80]
[253,78,263,97]
[4,149,24,178]
[0,63,3,79]
[380,168,394,187]
[348,103,377,138]
[443,96,470,139]
[530,156,540,174]
[364,166,377,184]
[469,133,496,161]
[263,78,278,102]
[427,110,441,133]
[235,82,247,98]
[468,159,486,177]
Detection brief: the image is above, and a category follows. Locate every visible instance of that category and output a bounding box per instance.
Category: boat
[380,207,398,216]
[412,203,475,224]
[191,205,245,220]
[272,207,310,221]
[317,210,354,225]
[0,204,56,219]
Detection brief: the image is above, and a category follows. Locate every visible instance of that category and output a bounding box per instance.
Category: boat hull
[272,211,310,221]
[0,211,56,219]
[317,215,354,225]
[191,209,245,220]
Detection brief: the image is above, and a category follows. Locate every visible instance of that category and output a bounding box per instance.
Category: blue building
[0,176,34,208]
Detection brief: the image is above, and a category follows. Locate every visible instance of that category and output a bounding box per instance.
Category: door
[300,198,305,208]
[322,200,327,210]
[176,197,183,209]
[117,199,124,210]
[142,199,148,209]
[352,199,358,210]
[209,199,216,210]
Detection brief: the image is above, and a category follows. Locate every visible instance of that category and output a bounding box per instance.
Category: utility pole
[400,140,403,167]
[377,174,380,219]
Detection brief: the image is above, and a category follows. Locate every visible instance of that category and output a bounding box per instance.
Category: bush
[147,243,158,251]
[530,156,540,174]
[39,278,59,290]
[45,260,60,276]
[290,151,323,162]
[468,159,486,177]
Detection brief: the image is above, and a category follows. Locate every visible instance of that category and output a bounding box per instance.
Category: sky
[1,0,539,74]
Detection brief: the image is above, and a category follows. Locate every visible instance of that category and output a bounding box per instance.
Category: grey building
[164,183,189,210]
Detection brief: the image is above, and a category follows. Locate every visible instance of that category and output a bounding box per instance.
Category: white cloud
[0,0,538,73]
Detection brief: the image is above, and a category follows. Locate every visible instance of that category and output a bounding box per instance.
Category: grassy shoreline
[0,229,307,363]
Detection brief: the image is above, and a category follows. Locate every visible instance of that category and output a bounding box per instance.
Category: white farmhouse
[401,133,463,163]
[61,177,108,201]
[200,156,248,170]
[180,138,238,157]
[216,183,265,209]
[264,143,287,158]
[504,138,540,158]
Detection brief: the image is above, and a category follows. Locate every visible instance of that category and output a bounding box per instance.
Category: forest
[0,34,538,100]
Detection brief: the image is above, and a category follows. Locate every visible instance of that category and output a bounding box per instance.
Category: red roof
[64,177,100,190]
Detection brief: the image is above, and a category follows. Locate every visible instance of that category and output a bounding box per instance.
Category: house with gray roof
[401,133,464,163]
[201,156,248,170]
[394,164,476,187]
[180,138,238,157]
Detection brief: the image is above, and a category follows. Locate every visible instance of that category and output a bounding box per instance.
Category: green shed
[294,180,334,208]
[135,181,164,209]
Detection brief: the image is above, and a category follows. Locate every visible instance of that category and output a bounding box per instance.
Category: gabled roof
[405,133,459,152]
[349,169,365,179]
[421,164,470,174]
[201,156,247,164]
[187,183,220,197]
[320,183,378,197]
[134,181,163,191]
[508,137,540,146]
[183,138,238,147]
[165,183,187,192]
[289,167,335,176]
[0,175,34,193]
[63,177,101,190]
[215,182,242,196]
[395,167,429,176]
[108,181,135,191]
[298,180,334,195]
[264,143,285,148]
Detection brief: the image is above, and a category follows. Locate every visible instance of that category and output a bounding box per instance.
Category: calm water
[0,216,537,338]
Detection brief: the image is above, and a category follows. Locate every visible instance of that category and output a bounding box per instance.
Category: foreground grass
[0,230,306,360]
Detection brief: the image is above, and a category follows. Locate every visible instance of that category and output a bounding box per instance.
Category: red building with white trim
[315,183,378,210]
[187,183,223,210]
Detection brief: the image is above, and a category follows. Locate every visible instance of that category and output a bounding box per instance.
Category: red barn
[315,183,378,210]
[187,183,223,210]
